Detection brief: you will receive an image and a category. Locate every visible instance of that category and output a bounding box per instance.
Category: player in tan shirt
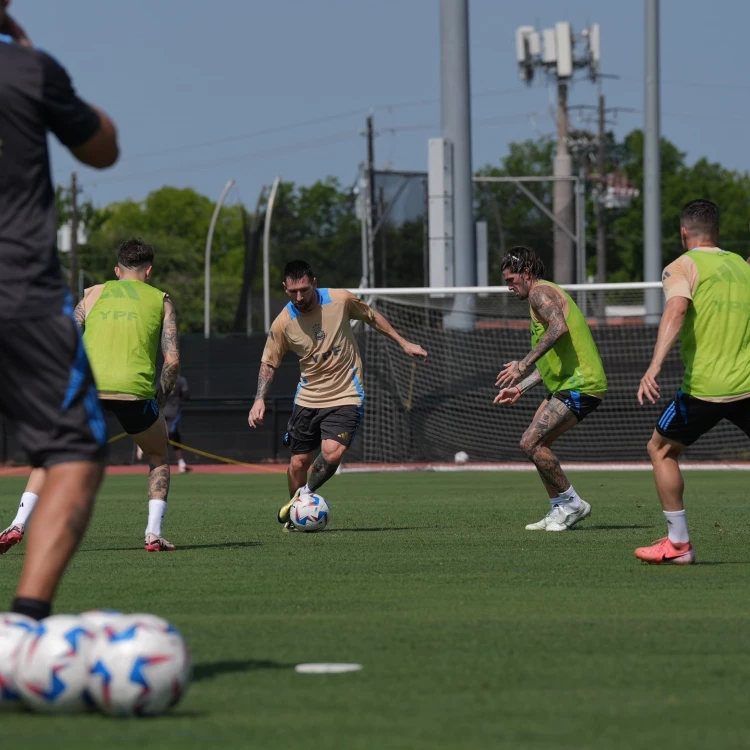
[248,259,427,529]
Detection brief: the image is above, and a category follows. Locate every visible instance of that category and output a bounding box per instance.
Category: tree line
[57,129,750,334]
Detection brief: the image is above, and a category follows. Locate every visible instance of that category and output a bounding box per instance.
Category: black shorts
[0,312,108,467]
[548,390,603,423]
[284,405,363,455]
[656,389,750,446]
[101,398,160,435]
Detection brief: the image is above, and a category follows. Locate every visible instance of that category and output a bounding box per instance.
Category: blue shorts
[548,390,603,423]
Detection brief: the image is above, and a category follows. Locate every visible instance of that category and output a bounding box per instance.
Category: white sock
[664,510,689,544]
[178,458,186,469]
[145,499,167,537]
[558,485,583,512]
[12,492,39,528]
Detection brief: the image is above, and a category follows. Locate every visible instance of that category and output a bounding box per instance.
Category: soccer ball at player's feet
[12,615,97,713]
[0,613,37,711]
[290,493,331,532]
[87,615,191,716]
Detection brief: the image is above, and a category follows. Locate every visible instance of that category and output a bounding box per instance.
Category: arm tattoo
[148,463,170,500]
[519,398,574,494]
[521,287,569,370]
[518,370,542,394]
[159,298,180,399]
[255,363,276,400]
[307,453,339,493]
[73,300,87,331]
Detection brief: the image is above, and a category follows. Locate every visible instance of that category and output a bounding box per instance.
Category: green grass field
[1,471,749,749]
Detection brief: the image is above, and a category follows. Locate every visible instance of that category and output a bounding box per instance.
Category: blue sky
[16,0,749,208]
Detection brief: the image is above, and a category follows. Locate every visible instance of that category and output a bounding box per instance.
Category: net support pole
[644,0,662,324]
[204,178,235,339]
[440,0,476,331]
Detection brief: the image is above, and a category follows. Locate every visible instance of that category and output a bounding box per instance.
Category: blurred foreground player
[0,1,118,618]
[248,260,427,530]
[636,200,750,564]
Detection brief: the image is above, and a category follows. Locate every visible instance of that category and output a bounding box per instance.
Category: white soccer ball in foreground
[80,609,127,634]
[454,451,469,464]
[290,493,331,532]
[0,613,37,711]
[13,614,96,713]
[87,616,191,716]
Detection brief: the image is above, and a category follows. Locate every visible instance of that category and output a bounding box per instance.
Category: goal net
[348,283,750,465]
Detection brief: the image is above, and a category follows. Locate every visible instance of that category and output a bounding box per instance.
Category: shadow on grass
[194,659,295,681]
[331,526,421,533]
[80,542,262,553]
[576,524,654,531]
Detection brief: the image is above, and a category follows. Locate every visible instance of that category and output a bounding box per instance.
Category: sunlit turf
[1,471,749,749]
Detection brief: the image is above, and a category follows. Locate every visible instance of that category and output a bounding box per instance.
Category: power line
[109,86,528,166]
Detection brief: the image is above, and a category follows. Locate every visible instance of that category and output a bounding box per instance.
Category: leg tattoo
[148,464,171,500]
[307,453,339,493]
[520,399,575,495]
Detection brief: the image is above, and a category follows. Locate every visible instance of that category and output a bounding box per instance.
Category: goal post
[345,282,750,466]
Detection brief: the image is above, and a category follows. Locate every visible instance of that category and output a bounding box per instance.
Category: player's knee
[647,436,676,463]
[519,433,538,457]
[289,454,310,473]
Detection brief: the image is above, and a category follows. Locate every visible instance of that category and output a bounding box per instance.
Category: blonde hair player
[0,239,180,554]
[248,260,428,530]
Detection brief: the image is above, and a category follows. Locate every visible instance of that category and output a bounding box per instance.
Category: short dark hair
[501,245,546,279]
[116,238,154,269]
[680,199,719,237]
[283,259,315,283]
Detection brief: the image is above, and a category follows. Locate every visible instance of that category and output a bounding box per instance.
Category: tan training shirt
[261,288,375,408]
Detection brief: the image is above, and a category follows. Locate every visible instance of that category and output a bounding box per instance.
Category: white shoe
[525,511,556,531]
[544,500,592,532]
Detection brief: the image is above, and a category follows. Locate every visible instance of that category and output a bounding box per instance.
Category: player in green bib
[0,239,180,553]
[495,246,607,531]
[636,200,750,565]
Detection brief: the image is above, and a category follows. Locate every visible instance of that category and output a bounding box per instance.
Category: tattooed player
[495,246,607,531]
[0,239,180,552]
[248,259,428,531]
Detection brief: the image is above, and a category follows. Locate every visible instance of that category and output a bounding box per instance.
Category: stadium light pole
[204,178,235,339]
[440,0,476,331]
[263,175,281,333]
[644,0,662,324]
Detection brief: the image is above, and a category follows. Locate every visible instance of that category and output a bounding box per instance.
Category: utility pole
[553,81,574,284]
[366,114,377,287]
[644,0,662,323]
[596,93,607,285]
[516,21,600,284]
[70,171,79,297]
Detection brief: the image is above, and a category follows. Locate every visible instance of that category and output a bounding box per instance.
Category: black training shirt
[0,36,100,319]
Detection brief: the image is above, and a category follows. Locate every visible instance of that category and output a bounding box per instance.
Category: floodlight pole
[644,0,662,324]
[204,178,235,339]
[440,0,476,331]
